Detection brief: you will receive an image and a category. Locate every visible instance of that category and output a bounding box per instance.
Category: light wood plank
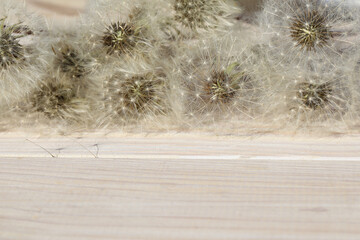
[0,136,360,240]
[1,158,360,240]
[0,135,360,159]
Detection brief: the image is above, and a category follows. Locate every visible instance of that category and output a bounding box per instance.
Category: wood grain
[0,136,360,240]
[0,135,360,159]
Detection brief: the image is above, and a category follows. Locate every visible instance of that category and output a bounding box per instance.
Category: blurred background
[22,0,360,16]
[24,0,264,17]
[238,0,263,11]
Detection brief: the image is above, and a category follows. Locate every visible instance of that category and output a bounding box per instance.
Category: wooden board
[0,136,360,240]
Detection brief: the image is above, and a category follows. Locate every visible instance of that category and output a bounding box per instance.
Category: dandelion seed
[205,70,248,104]
[174,0,208,29]
[296,82,332,110]
[105,71,167,119]
[30,76,88,120]
[53,44,91,79]
[0,18,25,69]
[290,10,333,51]
[102,22,140,55]
[259,0,359,66]
[170,0,239,33]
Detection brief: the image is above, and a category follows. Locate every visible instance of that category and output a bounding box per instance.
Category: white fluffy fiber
[1,0,360,135]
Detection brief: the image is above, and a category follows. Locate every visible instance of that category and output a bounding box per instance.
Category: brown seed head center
[103,22,137,54]
[290,10,333,51]
[297,82,332,110]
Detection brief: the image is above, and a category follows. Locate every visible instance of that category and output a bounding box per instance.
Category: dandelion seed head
[102,22,139,55]
[296,82,333,110]
[30,77,83,119]
[53,44,92,79]
[0,18,25,69]
[105,71,166,118]
[290,10,333,51]
[204,69,250,105]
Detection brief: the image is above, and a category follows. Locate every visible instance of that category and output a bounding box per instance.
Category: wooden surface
[1,1,359,239]
[0,135,360,240]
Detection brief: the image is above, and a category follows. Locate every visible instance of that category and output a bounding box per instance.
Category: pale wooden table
[1,135,360,240]
[1,1,360,239]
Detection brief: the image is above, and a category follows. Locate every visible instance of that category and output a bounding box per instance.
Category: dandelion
[174,38,260,122]
[83,0,154,58]
[259,0,359,66]
[290,10,334,52]
[105,73,164,114]
[0,1,46,106]
[156,0,240,39]
[30,74,89,121]
[0,18,25,68]
[52,42,93,79]
[102,22,140,55]
[261,61,352,130]
[101,57,168,124]
[174,0,238,30]
[201,64,251,105]
[290,79,349,125]
[174,0,212,30]
[296,82,333,110]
